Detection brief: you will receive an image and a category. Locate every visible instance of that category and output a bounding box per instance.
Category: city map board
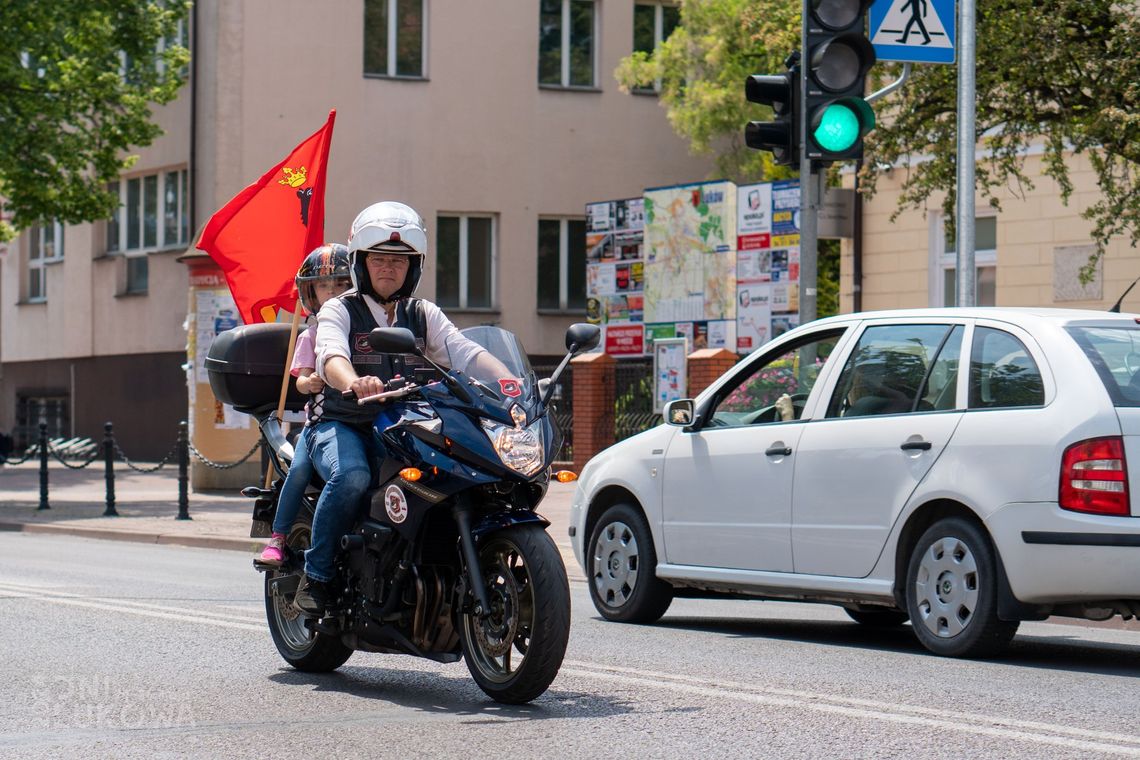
[642,180,737,352]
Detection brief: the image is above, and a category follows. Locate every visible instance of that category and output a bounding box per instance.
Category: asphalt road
[2,532,1140,759]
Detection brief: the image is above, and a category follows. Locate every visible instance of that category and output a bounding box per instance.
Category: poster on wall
[190,275,249,430]
[737,180,800,351]
[586,197,647,354]
[653,337,688,414]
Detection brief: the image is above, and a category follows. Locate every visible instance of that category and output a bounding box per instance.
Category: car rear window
[1066,326,1140,407]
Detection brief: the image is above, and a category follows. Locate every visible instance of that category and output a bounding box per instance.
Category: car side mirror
[367,327,419,354]
[664,399,695,427]
[565,323,601,354]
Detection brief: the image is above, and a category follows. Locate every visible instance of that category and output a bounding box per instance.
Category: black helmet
[347,201,426,303]
[296,243,352,315]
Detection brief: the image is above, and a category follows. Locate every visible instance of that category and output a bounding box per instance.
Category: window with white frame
[537,218,586,311]
[363,0,425,78]
[436,214,496,309]
[26,221,64,303]
[106,169,189,294]
[933,215,997,307]
[539,0,596,88]
[632,3,680,92]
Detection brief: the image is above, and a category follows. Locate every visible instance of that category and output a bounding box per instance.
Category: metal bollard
[176,420,191,520]
[37,422,49,511]
[103,422,118,517]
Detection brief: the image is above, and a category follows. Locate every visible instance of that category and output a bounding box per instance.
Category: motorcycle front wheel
[264,520,353,672]
[459,524,570,704]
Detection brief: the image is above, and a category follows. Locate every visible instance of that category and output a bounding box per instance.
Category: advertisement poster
[586,197,647,354]
[192,284,249,430]
[653,337,688,413]
[737,182,772,251]
[604,324,645,356]
[736,284,772,353]
[736,180,800,350]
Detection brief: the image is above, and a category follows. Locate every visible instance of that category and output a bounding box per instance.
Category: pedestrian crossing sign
[869,0,956,64]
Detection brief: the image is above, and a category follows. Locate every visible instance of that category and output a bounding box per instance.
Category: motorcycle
[206,319,599,704]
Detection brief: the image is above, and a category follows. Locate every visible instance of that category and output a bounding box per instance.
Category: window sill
[443,307,500,315]
[363,73,429,82]
[100,245,188,259]
[17,298,47,306]
[114,290,149,299]
[630,88,661,96]
[537,308,587,317]
[44,258,65,266]
[538,84,602,93]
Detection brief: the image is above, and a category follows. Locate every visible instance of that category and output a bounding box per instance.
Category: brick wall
[570,352,616,472]
[687,348,737,398]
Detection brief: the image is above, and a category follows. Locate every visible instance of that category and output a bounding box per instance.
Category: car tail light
[1059,436,1130,516]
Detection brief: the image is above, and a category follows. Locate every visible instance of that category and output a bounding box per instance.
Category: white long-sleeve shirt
[315,293,485,382]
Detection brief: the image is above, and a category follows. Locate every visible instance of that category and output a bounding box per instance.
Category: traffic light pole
[798,0,818,325]
[955,0,977,307]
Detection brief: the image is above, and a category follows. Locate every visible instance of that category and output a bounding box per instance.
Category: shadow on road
[641,615,1140,679]
[267,666,636,721]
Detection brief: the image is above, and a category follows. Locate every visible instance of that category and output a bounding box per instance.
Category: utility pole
[955,0,976,306]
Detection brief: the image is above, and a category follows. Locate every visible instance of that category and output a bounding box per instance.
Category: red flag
[197,110,336,323]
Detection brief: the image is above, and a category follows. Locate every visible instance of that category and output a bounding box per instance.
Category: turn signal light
[553,470,578,483]
[400,468,423,482]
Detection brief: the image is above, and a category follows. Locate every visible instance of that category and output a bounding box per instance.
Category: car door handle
[765,445,792,457]
[900,440,932,451]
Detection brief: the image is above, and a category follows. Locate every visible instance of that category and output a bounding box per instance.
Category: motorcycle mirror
[367,327,419,354]
[565,323,601,354]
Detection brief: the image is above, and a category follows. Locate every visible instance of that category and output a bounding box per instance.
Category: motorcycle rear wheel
[459,524,570,704]
[264,520,353,672]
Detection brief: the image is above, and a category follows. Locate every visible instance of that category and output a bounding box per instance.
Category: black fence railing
[614,358,660,441]
[532,363,573,466]
[0,421,261,518]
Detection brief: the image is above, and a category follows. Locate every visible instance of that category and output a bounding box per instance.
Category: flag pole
[265,307,304,489]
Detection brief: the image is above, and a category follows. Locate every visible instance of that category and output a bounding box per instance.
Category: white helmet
[347,201,427,302]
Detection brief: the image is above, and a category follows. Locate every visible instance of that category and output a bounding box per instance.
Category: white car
[570,308,1140,657]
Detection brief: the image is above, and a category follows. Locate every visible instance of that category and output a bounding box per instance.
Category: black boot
[294,575,331,616]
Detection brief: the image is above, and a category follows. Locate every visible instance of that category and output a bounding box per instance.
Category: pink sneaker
[259,534,286,566]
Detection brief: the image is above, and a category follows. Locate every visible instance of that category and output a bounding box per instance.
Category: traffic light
[803,0,876,163]
[744,68,799,167]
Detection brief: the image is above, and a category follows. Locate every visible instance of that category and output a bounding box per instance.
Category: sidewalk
[0,461,581,578]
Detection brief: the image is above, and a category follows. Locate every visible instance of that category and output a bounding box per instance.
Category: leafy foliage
[618,0,1140,278]
[0,1,190,240]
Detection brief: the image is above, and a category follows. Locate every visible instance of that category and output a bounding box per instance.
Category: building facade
[0,0,713,457]
[843,149,1139,315]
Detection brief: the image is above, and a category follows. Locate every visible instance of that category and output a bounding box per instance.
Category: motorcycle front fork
[452,498,492,619]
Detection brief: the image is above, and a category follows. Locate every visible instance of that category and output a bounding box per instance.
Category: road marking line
[0,582,263,625]
[0,586,264,633]
[562,660,1140,754]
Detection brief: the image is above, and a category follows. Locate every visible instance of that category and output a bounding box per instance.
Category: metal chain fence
[614,358,660,441]
[189,439,263,470]
[7,421,261,518]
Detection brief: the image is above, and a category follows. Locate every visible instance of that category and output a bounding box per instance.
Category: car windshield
[444,326,533,402]
[1066,325,1140,407]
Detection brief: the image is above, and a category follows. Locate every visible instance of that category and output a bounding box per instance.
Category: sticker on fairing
[384,484,408,523]
[499,378,522,398]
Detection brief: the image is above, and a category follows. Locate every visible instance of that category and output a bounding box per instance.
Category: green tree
[617,0,1140,276]
[0,1,190,240]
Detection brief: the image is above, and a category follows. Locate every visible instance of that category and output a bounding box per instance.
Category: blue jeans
[303,420,376,582]
[271,426,313,536]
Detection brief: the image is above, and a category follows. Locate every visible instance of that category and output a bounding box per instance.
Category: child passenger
[258,244,353,565]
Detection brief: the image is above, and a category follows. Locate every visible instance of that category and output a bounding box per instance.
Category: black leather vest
[318,295,429,429]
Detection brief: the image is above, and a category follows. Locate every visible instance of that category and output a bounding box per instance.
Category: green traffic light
[813,103,860,152]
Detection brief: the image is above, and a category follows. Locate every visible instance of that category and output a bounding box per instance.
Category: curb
[0,521,262,553]
[0,520,588,582]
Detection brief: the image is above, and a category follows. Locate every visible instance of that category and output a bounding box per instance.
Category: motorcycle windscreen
[446,326,534,402]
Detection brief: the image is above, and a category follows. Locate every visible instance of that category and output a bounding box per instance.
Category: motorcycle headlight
[481,414,545,476]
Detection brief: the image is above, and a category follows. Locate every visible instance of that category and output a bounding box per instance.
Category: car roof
[805,307,1140,330]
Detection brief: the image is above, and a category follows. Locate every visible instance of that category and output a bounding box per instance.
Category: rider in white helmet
[294,201,497,615]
